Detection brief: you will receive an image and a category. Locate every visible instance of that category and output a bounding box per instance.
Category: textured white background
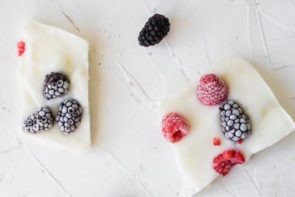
[1,0,295,196]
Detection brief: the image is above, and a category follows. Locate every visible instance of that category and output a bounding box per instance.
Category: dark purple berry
[23,107,54,133]
[138,14,170,47]
[219,100,251,142]
[56,98,83,134]
[43,72,70,100]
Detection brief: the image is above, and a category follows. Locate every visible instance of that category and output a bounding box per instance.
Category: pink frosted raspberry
[213,149,245,176]
[161,112,190,143]
[197,74,229,106]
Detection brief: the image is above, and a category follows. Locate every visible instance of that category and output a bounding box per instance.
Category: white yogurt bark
[160,59,295,196]
[18,21,91,153]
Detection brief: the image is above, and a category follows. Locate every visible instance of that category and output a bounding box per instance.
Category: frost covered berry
[23,107,54,133]
[43,72,70,100]
[213,149,245,176]
[197,74,229,106]
[161,112,190,143]
[56,98,83,134]
[219,100,251,142]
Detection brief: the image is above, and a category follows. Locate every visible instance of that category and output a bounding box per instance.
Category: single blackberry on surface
[23,107,54,133]
[56,98,83,134]
[43,72,70,100]
[219,100,251,142]
[138,14,170,47]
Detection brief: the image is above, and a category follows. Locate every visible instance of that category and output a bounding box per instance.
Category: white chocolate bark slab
[18,21,91,153]
[160,59,295,196]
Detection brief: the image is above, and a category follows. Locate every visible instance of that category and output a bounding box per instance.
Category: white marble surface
[1,0,295,196]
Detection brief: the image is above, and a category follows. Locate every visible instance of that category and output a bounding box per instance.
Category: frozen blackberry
[56,98,83,134]
[23,107,54,133]
[43,72,70,100]
[138,14,170,47]
[219,100,251,142]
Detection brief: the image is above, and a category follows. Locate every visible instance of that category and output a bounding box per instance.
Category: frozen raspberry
[197,74,229,106]
[213,149,245,176]
[213,137,221,146]
[17,41,26,56]
[161,112,190,143]
[237,139,244,144]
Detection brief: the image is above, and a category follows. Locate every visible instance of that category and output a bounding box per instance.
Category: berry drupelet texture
[23,107,54,133]
[197,74,229,106]
[56,98,83,134]
[213,149,245,176]
[162,112,190,143]
[43,72,70,100]
[138,14,170,47]
[219,100,251,142]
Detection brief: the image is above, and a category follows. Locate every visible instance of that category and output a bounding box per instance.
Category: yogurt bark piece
[18,21,91,153]
[160,59,295,195]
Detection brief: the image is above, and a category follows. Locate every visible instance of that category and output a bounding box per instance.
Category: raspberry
[213,149,245,176]
[23,107,54,133]
[161,113,190,143]
[213,137,221,146]
[17,41,26,56]
[197,74,229,106]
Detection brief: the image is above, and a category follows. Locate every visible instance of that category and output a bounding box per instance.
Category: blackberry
[56,98,83,134]
[219,100,251,142]
[138,14,170,47]
[43,72,70,100]
[23,107,54,133]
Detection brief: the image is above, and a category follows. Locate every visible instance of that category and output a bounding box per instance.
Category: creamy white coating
[160,59,295,196]
[18,21,91,153]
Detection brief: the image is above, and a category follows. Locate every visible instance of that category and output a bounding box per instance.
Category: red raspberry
[213,137,221,146]
[197,74,229,106]
[237,139,244,144]
[17,41,26,56]
[213,149,245,176]
[161,113,190,143]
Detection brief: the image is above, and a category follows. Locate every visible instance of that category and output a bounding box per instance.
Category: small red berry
[161,112,190,143]
[213,149,245,176]
[17,41,26,56]
[223,150,235,160]
[18,48,25,56]
[197,74,229,106]
[237,139,244,144]
[17,41,25,48]
[213,137,221,146]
